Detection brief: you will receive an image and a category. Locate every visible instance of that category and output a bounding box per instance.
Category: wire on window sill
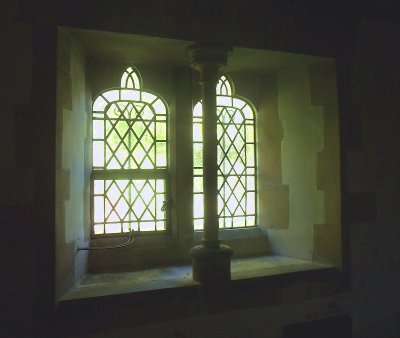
[77,230,135,251]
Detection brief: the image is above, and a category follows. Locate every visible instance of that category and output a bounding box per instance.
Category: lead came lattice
[92,67,168,235]
[193,75,257,229]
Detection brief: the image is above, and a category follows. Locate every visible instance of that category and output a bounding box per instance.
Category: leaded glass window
[193,75,257,230]
[92,66,168,235]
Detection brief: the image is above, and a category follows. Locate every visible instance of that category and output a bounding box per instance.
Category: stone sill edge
[57,256,343,312]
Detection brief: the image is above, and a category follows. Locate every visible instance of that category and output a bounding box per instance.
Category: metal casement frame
[91,81,170,238]
[216,98,257,228]
[192,88,258,229]
[90,169,169,239]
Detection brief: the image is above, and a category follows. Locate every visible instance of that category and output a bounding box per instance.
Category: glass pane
[246,216,255,226]
[141,221,155,231]
[246,124,254,142]
[194,219,203,230]
[105,223,121,234]
[217,96,232,106]
[217,124,223,140]
[232,98,244,109]
[233,216,245,228]
[116,122,129,140]
[141,128,154,151]
[156,114,166,121]
[194,177,203,193]
[115,196,129,220]
[233,109,244,124]
[130,222,138,231]
[193,123,202,142]
[156,142,167,167]
[228,146,239,164]
[103,90,119,103]
[227,195,237,215]
[156,122,166,140]
[133,121,145,139]
[141,182,154,205]
[242,104,253,119]
[132,143,146,166]
[217,145,224,164]
[122,223,131,232]
[94,180,104,195]
[93,96,107,111]
[141,105,153,120]
[93,141,104,167]
[218,195,223,214]
[193,102,202,117]
[193,143,203,167]
[246,144,255,166]
[247,176,255,190]
[193,194,204,218]
[156,194,165,219]
[93,179,167,234]
[120,89,139,101]
[217,176,224,190]
[156,179,164,192]
[94,196,104,223]
[142,92,157,104]
[93,120,104,139]
[226,124,237,140]
[153,99,166,115]
[156,221,165,231]
[194,168,203,176]
[247,192,255,214]
[106,103,120,119]
[93,224,104,235]
[106,210,119,222]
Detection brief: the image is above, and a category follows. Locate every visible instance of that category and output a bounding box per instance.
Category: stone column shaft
[199,65,219,244]
[187,44,233,286]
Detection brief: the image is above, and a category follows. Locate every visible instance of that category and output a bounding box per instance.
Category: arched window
[193,75,257,229]
[92,66,168,235]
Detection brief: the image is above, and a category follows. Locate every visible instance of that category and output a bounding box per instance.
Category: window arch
[193,74,257,230]
[92,66,168,235]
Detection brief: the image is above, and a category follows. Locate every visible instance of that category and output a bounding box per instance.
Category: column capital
[187,43,232,75]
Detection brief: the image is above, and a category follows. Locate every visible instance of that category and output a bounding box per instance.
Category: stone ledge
[60,255,334,301]
[56,255,345,336]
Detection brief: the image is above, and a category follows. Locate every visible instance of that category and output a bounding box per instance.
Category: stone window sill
[60,255,336,301]
[57,255,346,336]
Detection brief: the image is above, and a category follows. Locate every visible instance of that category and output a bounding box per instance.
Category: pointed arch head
[216,74,234,96]
[121,66,142,89]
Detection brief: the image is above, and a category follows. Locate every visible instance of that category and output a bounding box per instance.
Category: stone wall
[2,1,400,337]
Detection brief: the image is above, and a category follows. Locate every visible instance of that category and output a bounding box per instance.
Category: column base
[189,241,233,286]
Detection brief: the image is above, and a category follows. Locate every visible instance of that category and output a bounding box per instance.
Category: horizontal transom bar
[92,169,168,180]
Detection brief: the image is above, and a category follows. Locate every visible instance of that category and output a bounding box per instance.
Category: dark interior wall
[1,0,399,337]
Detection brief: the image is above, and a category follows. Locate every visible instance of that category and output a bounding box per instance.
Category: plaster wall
[267,65,325,260]
[55,30,89,299]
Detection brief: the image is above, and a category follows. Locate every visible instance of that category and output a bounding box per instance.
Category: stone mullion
[187,43,234,287]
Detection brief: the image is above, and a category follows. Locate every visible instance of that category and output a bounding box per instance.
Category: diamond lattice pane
[193,84,256,229]
[93,179,167,234]
[93,99,166,170]
[92,68,168,236]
